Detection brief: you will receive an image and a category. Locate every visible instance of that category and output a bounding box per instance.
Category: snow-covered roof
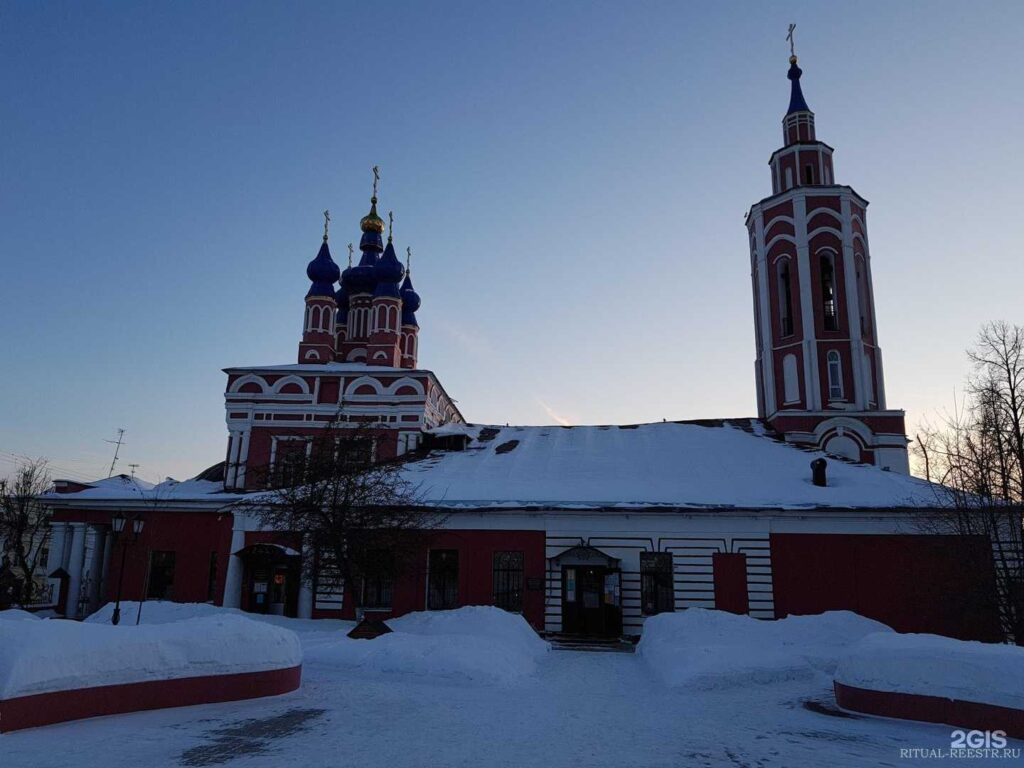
[405,420,941,510]
[45,467,239,505]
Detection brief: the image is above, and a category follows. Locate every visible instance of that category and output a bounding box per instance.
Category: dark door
[562,566,621,637]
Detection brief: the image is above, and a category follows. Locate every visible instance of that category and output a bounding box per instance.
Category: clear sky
[2,1,1023,484]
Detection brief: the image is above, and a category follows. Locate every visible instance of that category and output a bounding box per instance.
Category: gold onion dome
[360,196,386,233]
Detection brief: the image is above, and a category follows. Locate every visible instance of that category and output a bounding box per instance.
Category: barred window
[492,551,524,613]
[360,550,394,609]
[640,552,674,615]
[428,549,459,610]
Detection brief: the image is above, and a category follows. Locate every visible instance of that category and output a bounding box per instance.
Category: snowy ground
[1,611,1018,768]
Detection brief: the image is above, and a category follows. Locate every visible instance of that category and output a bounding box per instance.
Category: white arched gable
[386,376,425,396]
[765,233,798,252]
[304,350,321,361]
[344,376,385,397]
[806,225,844,242]
[805,207,843,226]
[812,417,873,448]
[228,374,268,394]
[271,374,311,395]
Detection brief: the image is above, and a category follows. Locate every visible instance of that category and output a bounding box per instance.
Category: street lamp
[110,513,145,625]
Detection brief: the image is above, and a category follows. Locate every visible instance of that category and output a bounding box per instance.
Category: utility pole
[105,429,126,477]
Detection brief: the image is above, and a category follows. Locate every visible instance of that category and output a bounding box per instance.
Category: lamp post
[110,513,145,626]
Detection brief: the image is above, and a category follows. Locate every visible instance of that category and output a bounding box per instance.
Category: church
[41,51,1000,642]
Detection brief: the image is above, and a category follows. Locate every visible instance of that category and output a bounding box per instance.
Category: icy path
[1,630,1013,767]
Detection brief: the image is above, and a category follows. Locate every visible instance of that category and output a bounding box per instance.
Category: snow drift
[86,600,353,634]
[0,609,302,699]
[0,609,42,622]
[308,606,549,684]
[638,609,891,689]
[836,632,1024,710]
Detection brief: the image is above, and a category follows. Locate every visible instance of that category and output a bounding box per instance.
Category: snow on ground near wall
[85,600,354,634]
[0,609,302,699]
[638,609,892,689]
[306,606,549,684]
[835,631,1024,710]
[0,609,42,622]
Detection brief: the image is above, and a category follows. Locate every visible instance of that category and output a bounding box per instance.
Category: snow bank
[0,612,301,699]
[85,600,353,634]
[309,606,548,685]
[836,632,1024,710]
[0,609,42,622]
[638,609,891,689]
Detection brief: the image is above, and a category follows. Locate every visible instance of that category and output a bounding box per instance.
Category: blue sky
[2,1,1022,483]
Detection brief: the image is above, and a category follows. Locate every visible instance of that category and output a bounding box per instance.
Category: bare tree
[0,459,53,608]
[238,413,444,616]
[914,322,1024,642]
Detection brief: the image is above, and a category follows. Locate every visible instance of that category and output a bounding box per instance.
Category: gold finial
[388,210,394,241]
[406,246,412,273]
[786,23,797,63]
[372,165,380,199]
[347,243,354,267]
[322,209,331,242]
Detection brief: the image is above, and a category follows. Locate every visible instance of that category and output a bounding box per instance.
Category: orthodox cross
[347,243,354,267]
[388,210,394,239]
[372,165,380,198]
[323,209,330,241]
[406,246,412,272]
[786,23,797,57]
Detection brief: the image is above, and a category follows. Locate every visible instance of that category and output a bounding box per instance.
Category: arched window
[777,259,794,337]
[820,253,839,331]
[826,350,844,400]
[855,255,870,335]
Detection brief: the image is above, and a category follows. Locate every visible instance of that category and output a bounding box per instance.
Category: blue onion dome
[305,240,341,299]
[342,197,385,294]
[400,273,420,327]
[786,55,811,115]
[374,237,405,298]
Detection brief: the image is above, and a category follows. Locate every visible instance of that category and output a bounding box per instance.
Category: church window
[804,164,814,185]
[428,549,459,610]
[820,253,839,331]
[827,350,844,400]
[784,167,793,190]
[777,259,794,337]
[147,551,176,600]
[640,552,674,615]
[492,551,524,613]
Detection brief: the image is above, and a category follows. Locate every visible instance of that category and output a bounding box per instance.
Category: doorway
[238,543,300,617]
[561,565,622,637]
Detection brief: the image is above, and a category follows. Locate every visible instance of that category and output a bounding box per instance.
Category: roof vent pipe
[811,458,827,487]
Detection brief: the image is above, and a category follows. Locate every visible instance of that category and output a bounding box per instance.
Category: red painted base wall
[771,533,1001,641]
[834,681,1024,740]
[0,666,302,733]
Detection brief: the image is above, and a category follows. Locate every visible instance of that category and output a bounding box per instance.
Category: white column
[221,520,247,609]
[297,536,313,619]
[793,195,822,410]
[64,523,87,619]
[236,430,251,488]
[840,195,866,409]
[98,529,114,608]
[45,522,68,575]
[85,525,107,615]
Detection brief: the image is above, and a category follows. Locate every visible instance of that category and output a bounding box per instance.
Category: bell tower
[745,40,909,473]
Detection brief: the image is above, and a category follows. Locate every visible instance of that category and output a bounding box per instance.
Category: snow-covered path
[2,624,1008,768]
